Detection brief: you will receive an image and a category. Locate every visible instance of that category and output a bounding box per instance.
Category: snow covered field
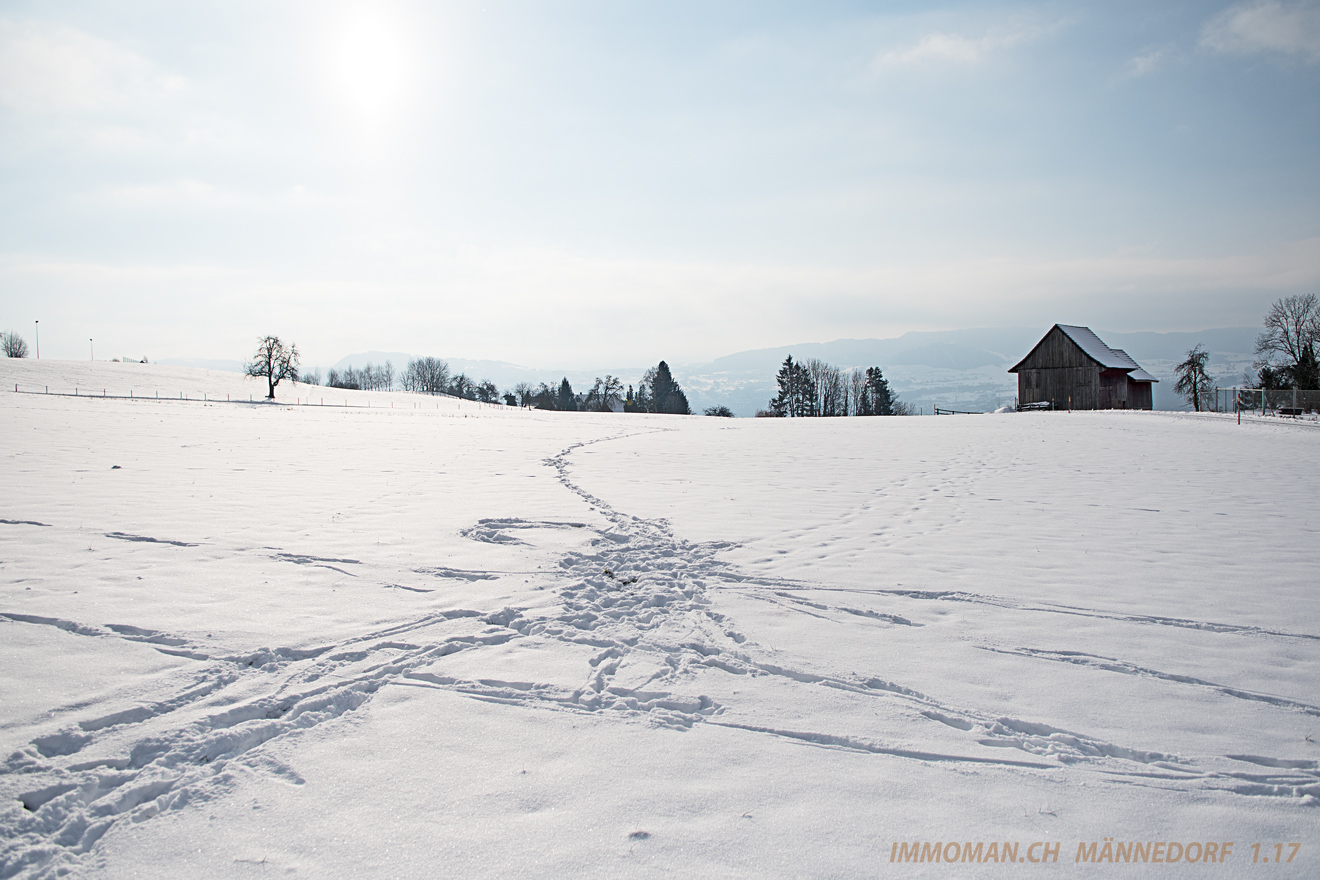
[1,361,1317,878]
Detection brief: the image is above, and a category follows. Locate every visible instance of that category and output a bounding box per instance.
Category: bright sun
[324,6,412,127]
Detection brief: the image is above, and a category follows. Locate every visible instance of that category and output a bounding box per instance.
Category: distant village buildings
[1010,325,1157,410]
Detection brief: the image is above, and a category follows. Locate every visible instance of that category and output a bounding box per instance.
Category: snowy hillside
[1,361,1316,878]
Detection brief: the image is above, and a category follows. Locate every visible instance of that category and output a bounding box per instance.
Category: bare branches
[584,375,624,412]
[327,362,394,391]
[2,331,29,358]
[1256,294,1319,369]
[400,357,450,394]
[1174,344,1213,412]
[1251,294,1320,390]
[244,336,299,399]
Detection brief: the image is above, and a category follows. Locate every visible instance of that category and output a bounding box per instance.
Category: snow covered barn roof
[1055,325,1132,370]
[1009,325,1158,382]
[1105,348,1158,384]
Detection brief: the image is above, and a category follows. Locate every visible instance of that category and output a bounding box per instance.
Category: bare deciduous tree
[1255,294,1320,377]
[245,336,300,399]
[847,369,867,416]
[450,373,473,399]
[401,357,451,394]
[584,375,624,412]
[533,382,557,410]
[801,359,847,417]
[1174,344,1213,411]
[327,361,395,391]
[2,331,29,358]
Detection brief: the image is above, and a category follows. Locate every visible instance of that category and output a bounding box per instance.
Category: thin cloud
[0,18,184,113]
[1123,46,1177,78]
[1201,1,1320,62]
[89,180,331,212]
[871,23,1053,71]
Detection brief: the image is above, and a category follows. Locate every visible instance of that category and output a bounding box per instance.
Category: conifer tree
[1293,343,1319,390]
[557,378,577,411]
[865,367,894,415]
[770,356,797,416]
[652,361,690,414]
[652,361,676,410]
[632,361,689,414]
[634,372,655,412]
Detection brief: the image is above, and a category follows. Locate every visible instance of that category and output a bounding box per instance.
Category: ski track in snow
[2,432,1318,877]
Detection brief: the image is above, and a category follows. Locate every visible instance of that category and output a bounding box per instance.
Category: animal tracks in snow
[796,584,1320,643]
[2,429,1317,877]
[103,533,198,548]
[986,647,1320,717]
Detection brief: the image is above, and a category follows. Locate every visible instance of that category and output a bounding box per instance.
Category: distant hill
[157,358,247,373]
[703,330,1042,375]
[1092,327,1258,364]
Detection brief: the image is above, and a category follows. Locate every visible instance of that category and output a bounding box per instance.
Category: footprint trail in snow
[1,432,1317,877]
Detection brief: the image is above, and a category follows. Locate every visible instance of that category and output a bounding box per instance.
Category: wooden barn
[1009,325,1157,410]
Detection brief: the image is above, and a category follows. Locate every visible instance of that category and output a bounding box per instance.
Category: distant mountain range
[167,325,1260,416]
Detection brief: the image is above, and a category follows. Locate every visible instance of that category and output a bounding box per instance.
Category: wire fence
[1196,387,1320,419]
[7,383,504,411]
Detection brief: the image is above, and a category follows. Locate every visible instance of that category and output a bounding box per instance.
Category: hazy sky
[2,1,1318,367]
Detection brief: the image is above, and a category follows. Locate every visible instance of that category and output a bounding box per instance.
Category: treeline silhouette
[296,353,908,417]
[301,356,692,413]
[507,361,691,414]
[303,358,500,403]
[763,356,911,417]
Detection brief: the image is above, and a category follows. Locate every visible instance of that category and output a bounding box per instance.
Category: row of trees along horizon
[239,293,1320,415]
[300,357,696,414]
[301,352,916,417]
[230,337,912,417]
[10,292,1311,413]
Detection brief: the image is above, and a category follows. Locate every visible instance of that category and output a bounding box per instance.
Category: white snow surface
[1,361,1317,878]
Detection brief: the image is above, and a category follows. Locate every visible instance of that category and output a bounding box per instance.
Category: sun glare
[323,6,413,129]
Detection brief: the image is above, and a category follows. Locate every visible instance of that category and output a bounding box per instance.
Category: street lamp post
[90,338,94,361]
[34,321,39,359]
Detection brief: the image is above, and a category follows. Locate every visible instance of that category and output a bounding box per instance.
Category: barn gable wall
[1018,366,1100,409]
[1015,327,1101,408]
[1014,326,1097,371]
